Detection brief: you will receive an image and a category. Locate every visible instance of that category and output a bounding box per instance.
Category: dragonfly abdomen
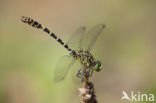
[21,16,73,53]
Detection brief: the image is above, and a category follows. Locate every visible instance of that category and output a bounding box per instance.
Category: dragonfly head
[93,60,102,72]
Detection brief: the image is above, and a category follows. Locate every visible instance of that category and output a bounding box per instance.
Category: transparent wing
[67,26,86,51]
[54,55,75,82]
[70,62,83,83]
[83,24,105,51]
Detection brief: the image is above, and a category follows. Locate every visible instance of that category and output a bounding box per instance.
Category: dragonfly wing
[83,24,105,51]
[67,26,86,51]
[54,55,75,82]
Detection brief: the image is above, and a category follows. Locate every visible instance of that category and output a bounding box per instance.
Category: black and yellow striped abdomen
[21,16,76,55]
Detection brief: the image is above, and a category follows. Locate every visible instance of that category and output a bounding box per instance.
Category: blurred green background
[0,0,156,103]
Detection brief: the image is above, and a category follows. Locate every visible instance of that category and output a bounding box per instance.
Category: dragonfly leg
[77,68,84,78]
[88,68,93,77]
[77,68,88,78]
[77,68,92,82]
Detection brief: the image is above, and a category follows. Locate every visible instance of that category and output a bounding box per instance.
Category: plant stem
[82,76,88,103]
[79,76,98,103]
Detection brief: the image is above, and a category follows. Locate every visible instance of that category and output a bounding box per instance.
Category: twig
[79,75,98,103]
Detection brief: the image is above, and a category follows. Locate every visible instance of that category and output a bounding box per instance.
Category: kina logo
[121,91,154,102]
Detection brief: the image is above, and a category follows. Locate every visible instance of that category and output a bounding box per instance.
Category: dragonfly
[21,16,105,82]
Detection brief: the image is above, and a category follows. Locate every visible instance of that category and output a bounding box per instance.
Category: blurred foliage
[0,0,156,103]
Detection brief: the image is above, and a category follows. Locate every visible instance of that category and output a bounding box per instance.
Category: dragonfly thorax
[74,50,95,68]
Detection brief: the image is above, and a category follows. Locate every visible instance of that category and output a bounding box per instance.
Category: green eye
[93,64,101,71]
[93,64,98,71]
[93,61,102,72]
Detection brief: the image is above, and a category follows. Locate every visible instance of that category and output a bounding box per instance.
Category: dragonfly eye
[93,60,102,72]
[98,63,102,71]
